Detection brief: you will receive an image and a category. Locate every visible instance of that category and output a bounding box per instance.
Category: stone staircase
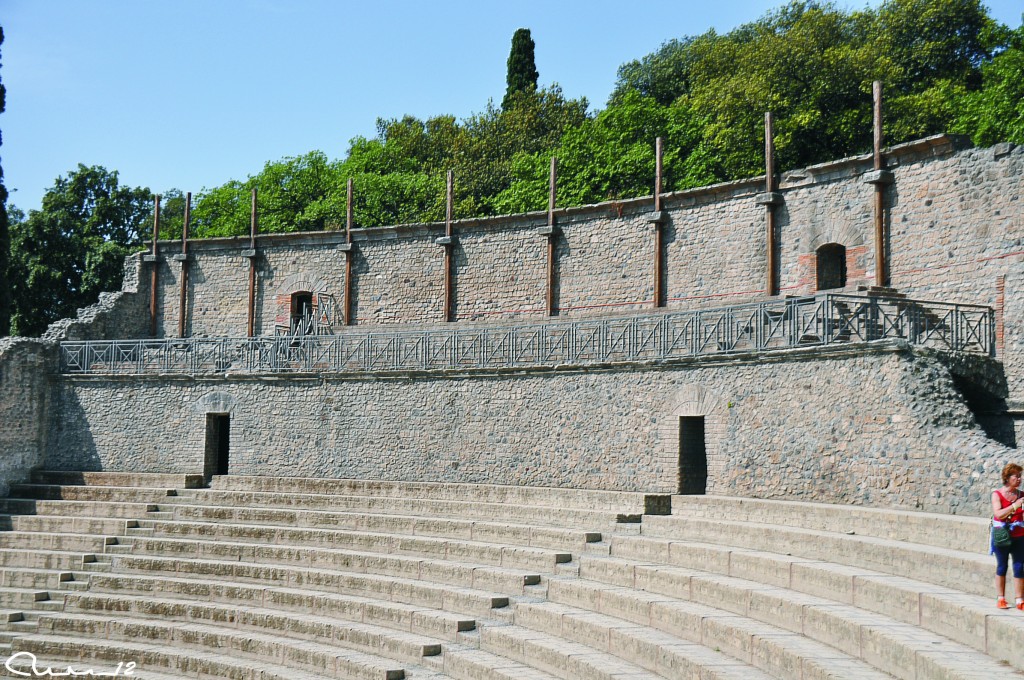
[0,473,1019,679]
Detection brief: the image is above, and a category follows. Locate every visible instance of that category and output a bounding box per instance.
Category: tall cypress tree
[502,28,539,110]
[0,26,9,338]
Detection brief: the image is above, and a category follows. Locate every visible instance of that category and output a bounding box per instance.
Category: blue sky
[2,0,1022,212]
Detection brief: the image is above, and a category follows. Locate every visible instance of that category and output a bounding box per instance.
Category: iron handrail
[59,294,996,375]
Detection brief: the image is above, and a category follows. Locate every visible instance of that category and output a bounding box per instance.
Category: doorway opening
[816,243,847,290]
[678,416,707,494]
[291,291,314,335]
[204,413,230,479]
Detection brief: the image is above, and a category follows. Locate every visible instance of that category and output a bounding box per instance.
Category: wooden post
[343,178,354,326]
[443,171,454,322]
[872,80,887,287]
[246,189,258,338]
[546,157,557,316]
[765,112,778,296]
[149,195,160,337]
[653,137,664,308]
[177,192,191,338]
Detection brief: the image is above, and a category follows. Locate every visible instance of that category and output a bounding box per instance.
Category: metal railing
[59,294,995,375]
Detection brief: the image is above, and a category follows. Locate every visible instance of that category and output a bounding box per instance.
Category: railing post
[991,309,998,356]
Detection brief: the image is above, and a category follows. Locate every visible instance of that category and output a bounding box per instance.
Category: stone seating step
[8,633,404,680]
[87,567,511,619]
[67,587,474,642]
[154,503,603,551]
[0,513,138,535]
[640,515,991,597]
[118,540,541,595]
[31,470,205,489]
[40,608,444,665]
[0,567,73,590]
[0,588,51,607]
[669,495,987,553]
[0,531,115,553]
[439,647,561,680]
[511,599,776,679]
[543,577,897,679]
[0,655,190,680]
[0,549,93,571]
[573,552,1023,679]
[606,532,1024,672]
[139,519,572,572]
[477,623,667,680]
[34,615,421,679]
[0,498,159,519]
[164,488,639,531]
[9,484,177,504]
[207,475,669,516]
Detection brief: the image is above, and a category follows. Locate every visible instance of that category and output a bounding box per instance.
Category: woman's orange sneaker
[998,597,1010,609]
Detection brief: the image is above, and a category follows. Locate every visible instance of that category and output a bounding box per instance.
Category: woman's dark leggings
[995,534,1024,578]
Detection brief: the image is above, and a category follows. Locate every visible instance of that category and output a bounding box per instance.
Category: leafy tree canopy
[8,165,150,336]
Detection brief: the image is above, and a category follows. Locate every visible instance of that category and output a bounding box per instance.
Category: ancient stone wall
[47,342,1010,515]
[0,339,53,495]
[0,255,150,494]
[10,135,1024,514]
[144,136,1023,384]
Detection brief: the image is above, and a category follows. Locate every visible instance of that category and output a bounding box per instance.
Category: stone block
[754,192,784,206]
[862,169,895,185]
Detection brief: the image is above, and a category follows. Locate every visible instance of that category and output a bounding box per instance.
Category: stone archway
[273,273,336,335]
[194,392,238,480]
[657,384,722,494]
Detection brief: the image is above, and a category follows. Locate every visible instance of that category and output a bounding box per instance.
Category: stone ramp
[0,474,1016,678]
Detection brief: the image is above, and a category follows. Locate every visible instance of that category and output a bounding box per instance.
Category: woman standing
[993,462,1024,609]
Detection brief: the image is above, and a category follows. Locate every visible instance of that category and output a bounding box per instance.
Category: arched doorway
[816,243,847,290]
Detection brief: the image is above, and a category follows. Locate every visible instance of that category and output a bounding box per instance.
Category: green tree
[609,0,1010,178]
[192,151,346,237]
[0,25,9,337]
[952,23,1024,145]
[494,91,715,213]
[8,165,151,336]
[455,85,588,215]
[503,28,539,110]
[611,36,704,107]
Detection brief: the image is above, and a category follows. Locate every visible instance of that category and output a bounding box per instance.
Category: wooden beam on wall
[177,192,191,338]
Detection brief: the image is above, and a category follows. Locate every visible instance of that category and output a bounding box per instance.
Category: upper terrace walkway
[60,293,994,375]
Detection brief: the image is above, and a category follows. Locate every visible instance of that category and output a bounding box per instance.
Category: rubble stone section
[48,341,1011,515]
[0,257,150,495]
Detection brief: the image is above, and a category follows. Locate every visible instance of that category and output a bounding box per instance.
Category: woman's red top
[995,489,1024,537]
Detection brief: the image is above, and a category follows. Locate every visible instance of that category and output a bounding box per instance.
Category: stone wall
[0,255,149,494]
[47,341,1010,515]
[0,339,54,495]
[144,136,1023,387]
[12,135,1024,516]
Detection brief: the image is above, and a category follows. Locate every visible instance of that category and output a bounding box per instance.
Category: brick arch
[656,383,725,494]
[665,383,717,417]
[194,391,238,415]
[273,273,338,334]
[801,221,871,292]
[274,273,330,297]
[805,220,867,252]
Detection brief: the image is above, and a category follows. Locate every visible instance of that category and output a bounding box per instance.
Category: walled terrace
[0,134,1021,513]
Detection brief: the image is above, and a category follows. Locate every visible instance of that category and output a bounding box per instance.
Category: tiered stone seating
[0,474,1019,679]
